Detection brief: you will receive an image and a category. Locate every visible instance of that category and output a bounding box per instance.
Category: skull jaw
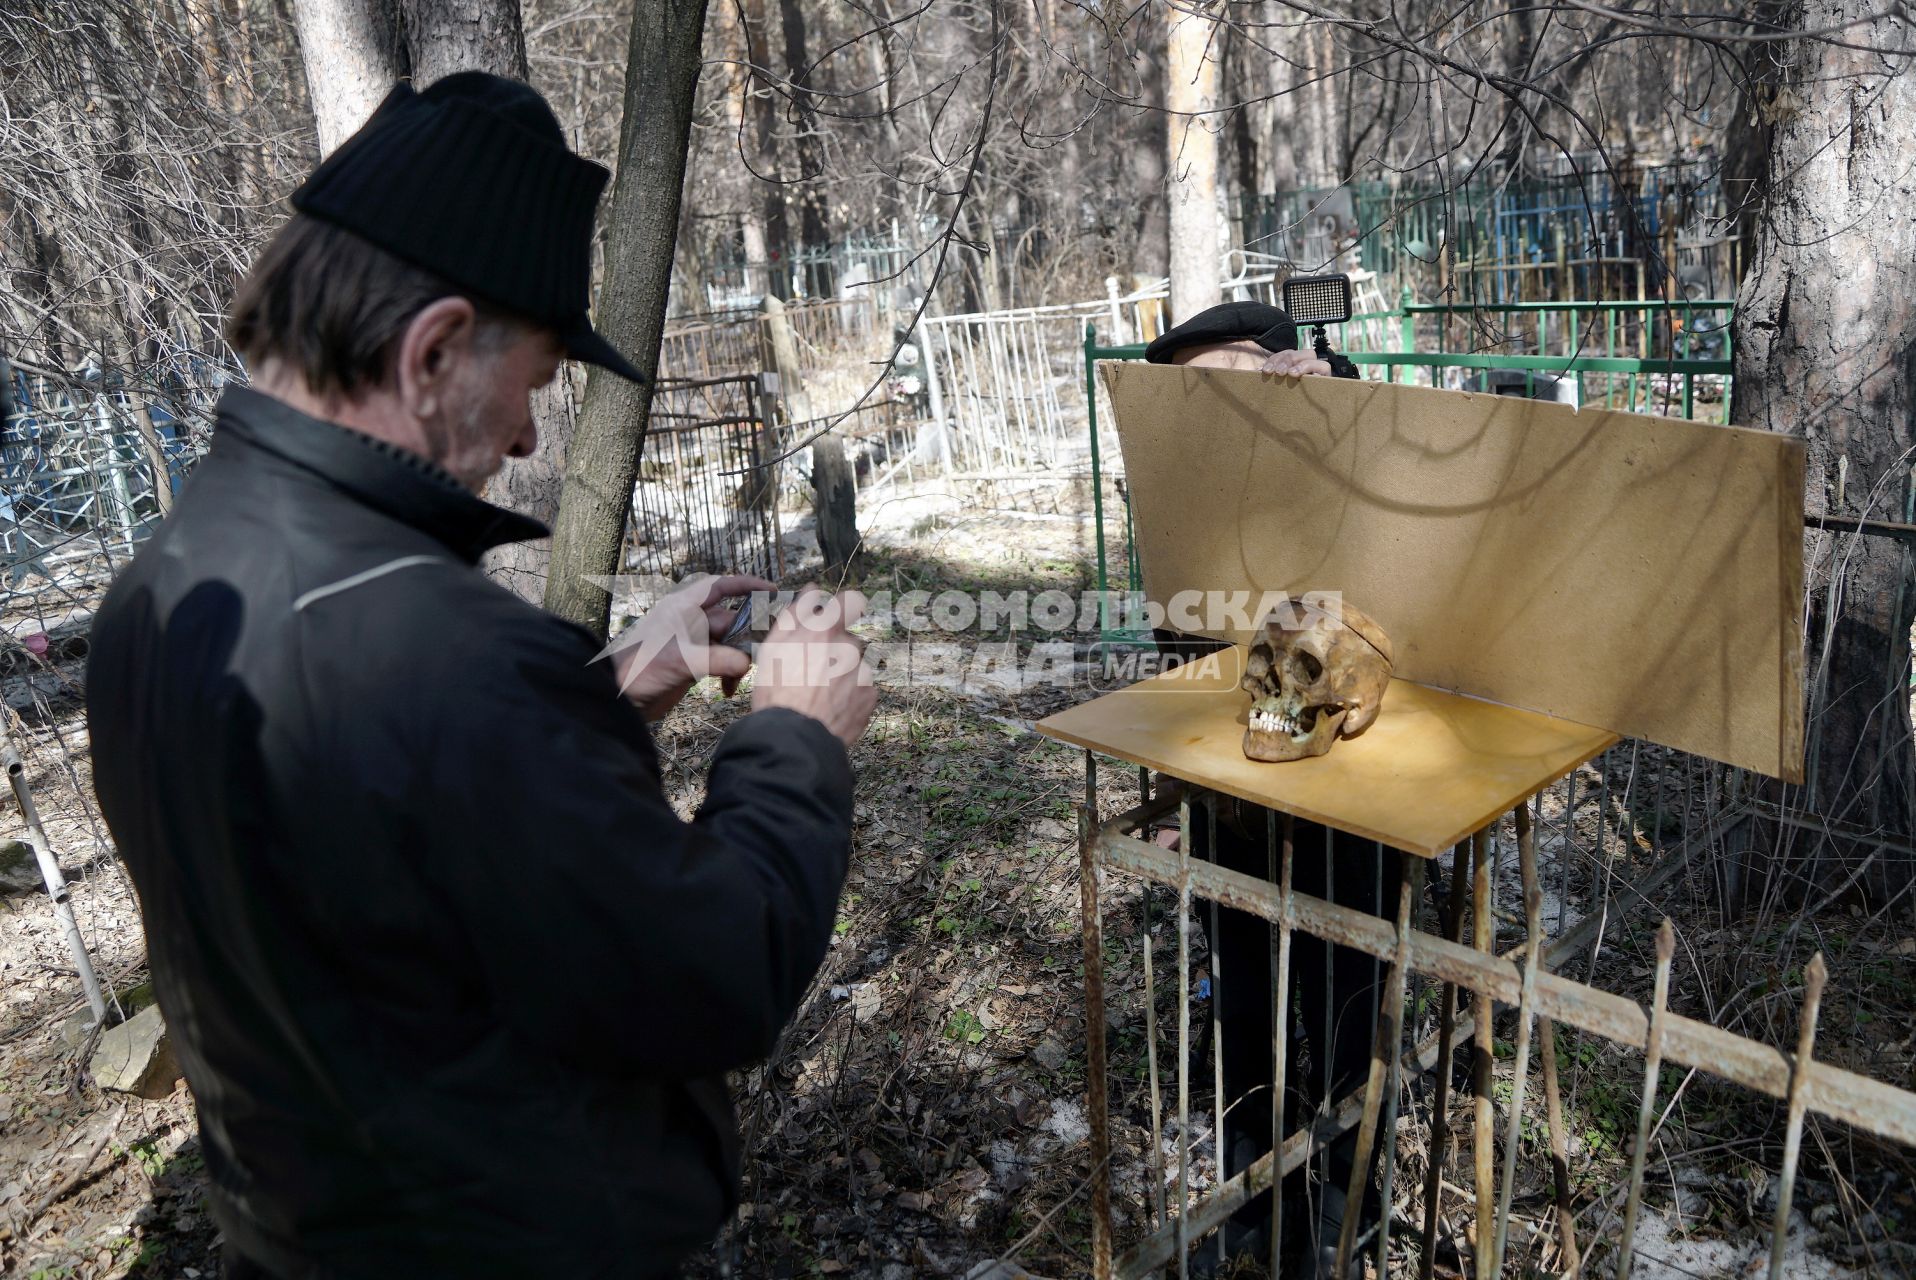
[1243,699,1351,762]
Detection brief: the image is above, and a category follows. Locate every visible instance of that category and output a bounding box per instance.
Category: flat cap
[1143,301,1299,364]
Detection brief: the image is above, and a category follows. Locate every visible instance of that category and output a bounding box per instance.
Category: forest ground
[1,480,1913,1279]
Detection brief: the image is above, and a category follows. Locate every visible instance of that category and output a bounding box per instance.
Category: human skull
[1240,597,1394,762]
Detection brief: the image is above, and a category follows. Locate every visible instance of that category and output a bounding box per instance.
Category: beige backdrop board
[1103,364,1805,780]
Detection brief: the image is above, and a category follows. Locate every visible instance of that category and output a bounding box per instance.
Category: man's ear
[394,296,478,420]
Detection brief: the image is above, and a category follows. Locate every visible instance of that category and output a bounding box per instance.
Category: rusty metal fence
[660,296,887,385]
[626,375,786,580]
[627,372,908,581]
[1071,742,1916,1279]
[640,299,917,581]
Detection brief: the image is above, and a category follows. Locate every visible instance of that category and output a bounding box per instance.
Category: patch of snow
[1041,1098,1090,1147]
[1625,1207,1861,1280]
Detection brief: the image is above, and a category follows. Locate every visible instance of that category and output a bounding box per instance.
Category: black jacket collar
[213,385,548,563]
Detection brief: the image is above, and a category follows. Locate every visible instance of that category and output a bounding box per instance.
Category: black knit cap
[291,72,643,383]
[1143,301,1299,365]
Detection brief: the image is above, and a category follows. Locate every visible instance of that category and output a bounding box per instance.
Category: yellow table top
[1036,646,1619,857]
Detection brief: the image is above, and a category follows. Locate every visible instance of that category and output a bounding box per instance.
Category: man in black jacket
[85,73,873,1278]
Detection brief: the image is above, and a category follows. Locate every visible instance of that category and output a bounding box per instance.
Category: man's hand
[751,586,877,748]
[1259,347,1334,377]
[603,573,774,721]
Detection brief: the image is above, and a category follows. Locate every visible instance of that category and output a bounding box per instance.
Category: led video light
[1282,273,1353,326]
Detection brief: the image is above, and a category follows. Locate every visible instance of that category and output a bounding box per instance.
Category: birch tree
[1166,0,1223,322]
[290,0,407,154]
[291,0,530,152]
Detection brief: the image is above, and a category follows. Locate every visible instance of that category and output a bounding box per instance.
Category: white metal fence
[909,260,1391,490]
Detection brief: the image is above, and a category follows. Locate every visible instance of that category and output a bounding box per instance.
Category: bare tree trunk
[1126,20,1170,283]
[1166,0,1222,323]
[763,295,858,577]
[398,0,526,80]
[216,0,265,203]
[1257,11,1298,196]
[1733,1,1916,894]
[543,0,710,638]
[811,437,858,579]
[777,0,832,298]
[1723,1,1796,284]
[290,0,407,153]
[1222,15,1251,241]
[740,220,771,299]
[737,0,790,297]
[1042,0,1087,249]
[1219,2,1307,250]
[20,207,69,370]
[183,0,241,206]
[1302,22,1337,186]
[1495,0,1537,170]
[1223,0,1304,200]
[715,0,774,299]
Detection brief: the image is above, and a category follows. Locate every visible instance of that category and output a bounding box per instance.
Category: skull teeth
[1250,709,1305,736]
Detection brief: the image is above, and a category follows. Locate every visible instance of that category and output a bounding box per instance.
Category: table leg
[1079,750,1113,1279]
[1472,829,1495,1280]
[1419,841,1471,1280]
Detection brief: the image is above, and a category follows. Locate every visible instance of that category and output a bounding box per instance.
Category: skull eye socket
[1296,651,1323,681]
